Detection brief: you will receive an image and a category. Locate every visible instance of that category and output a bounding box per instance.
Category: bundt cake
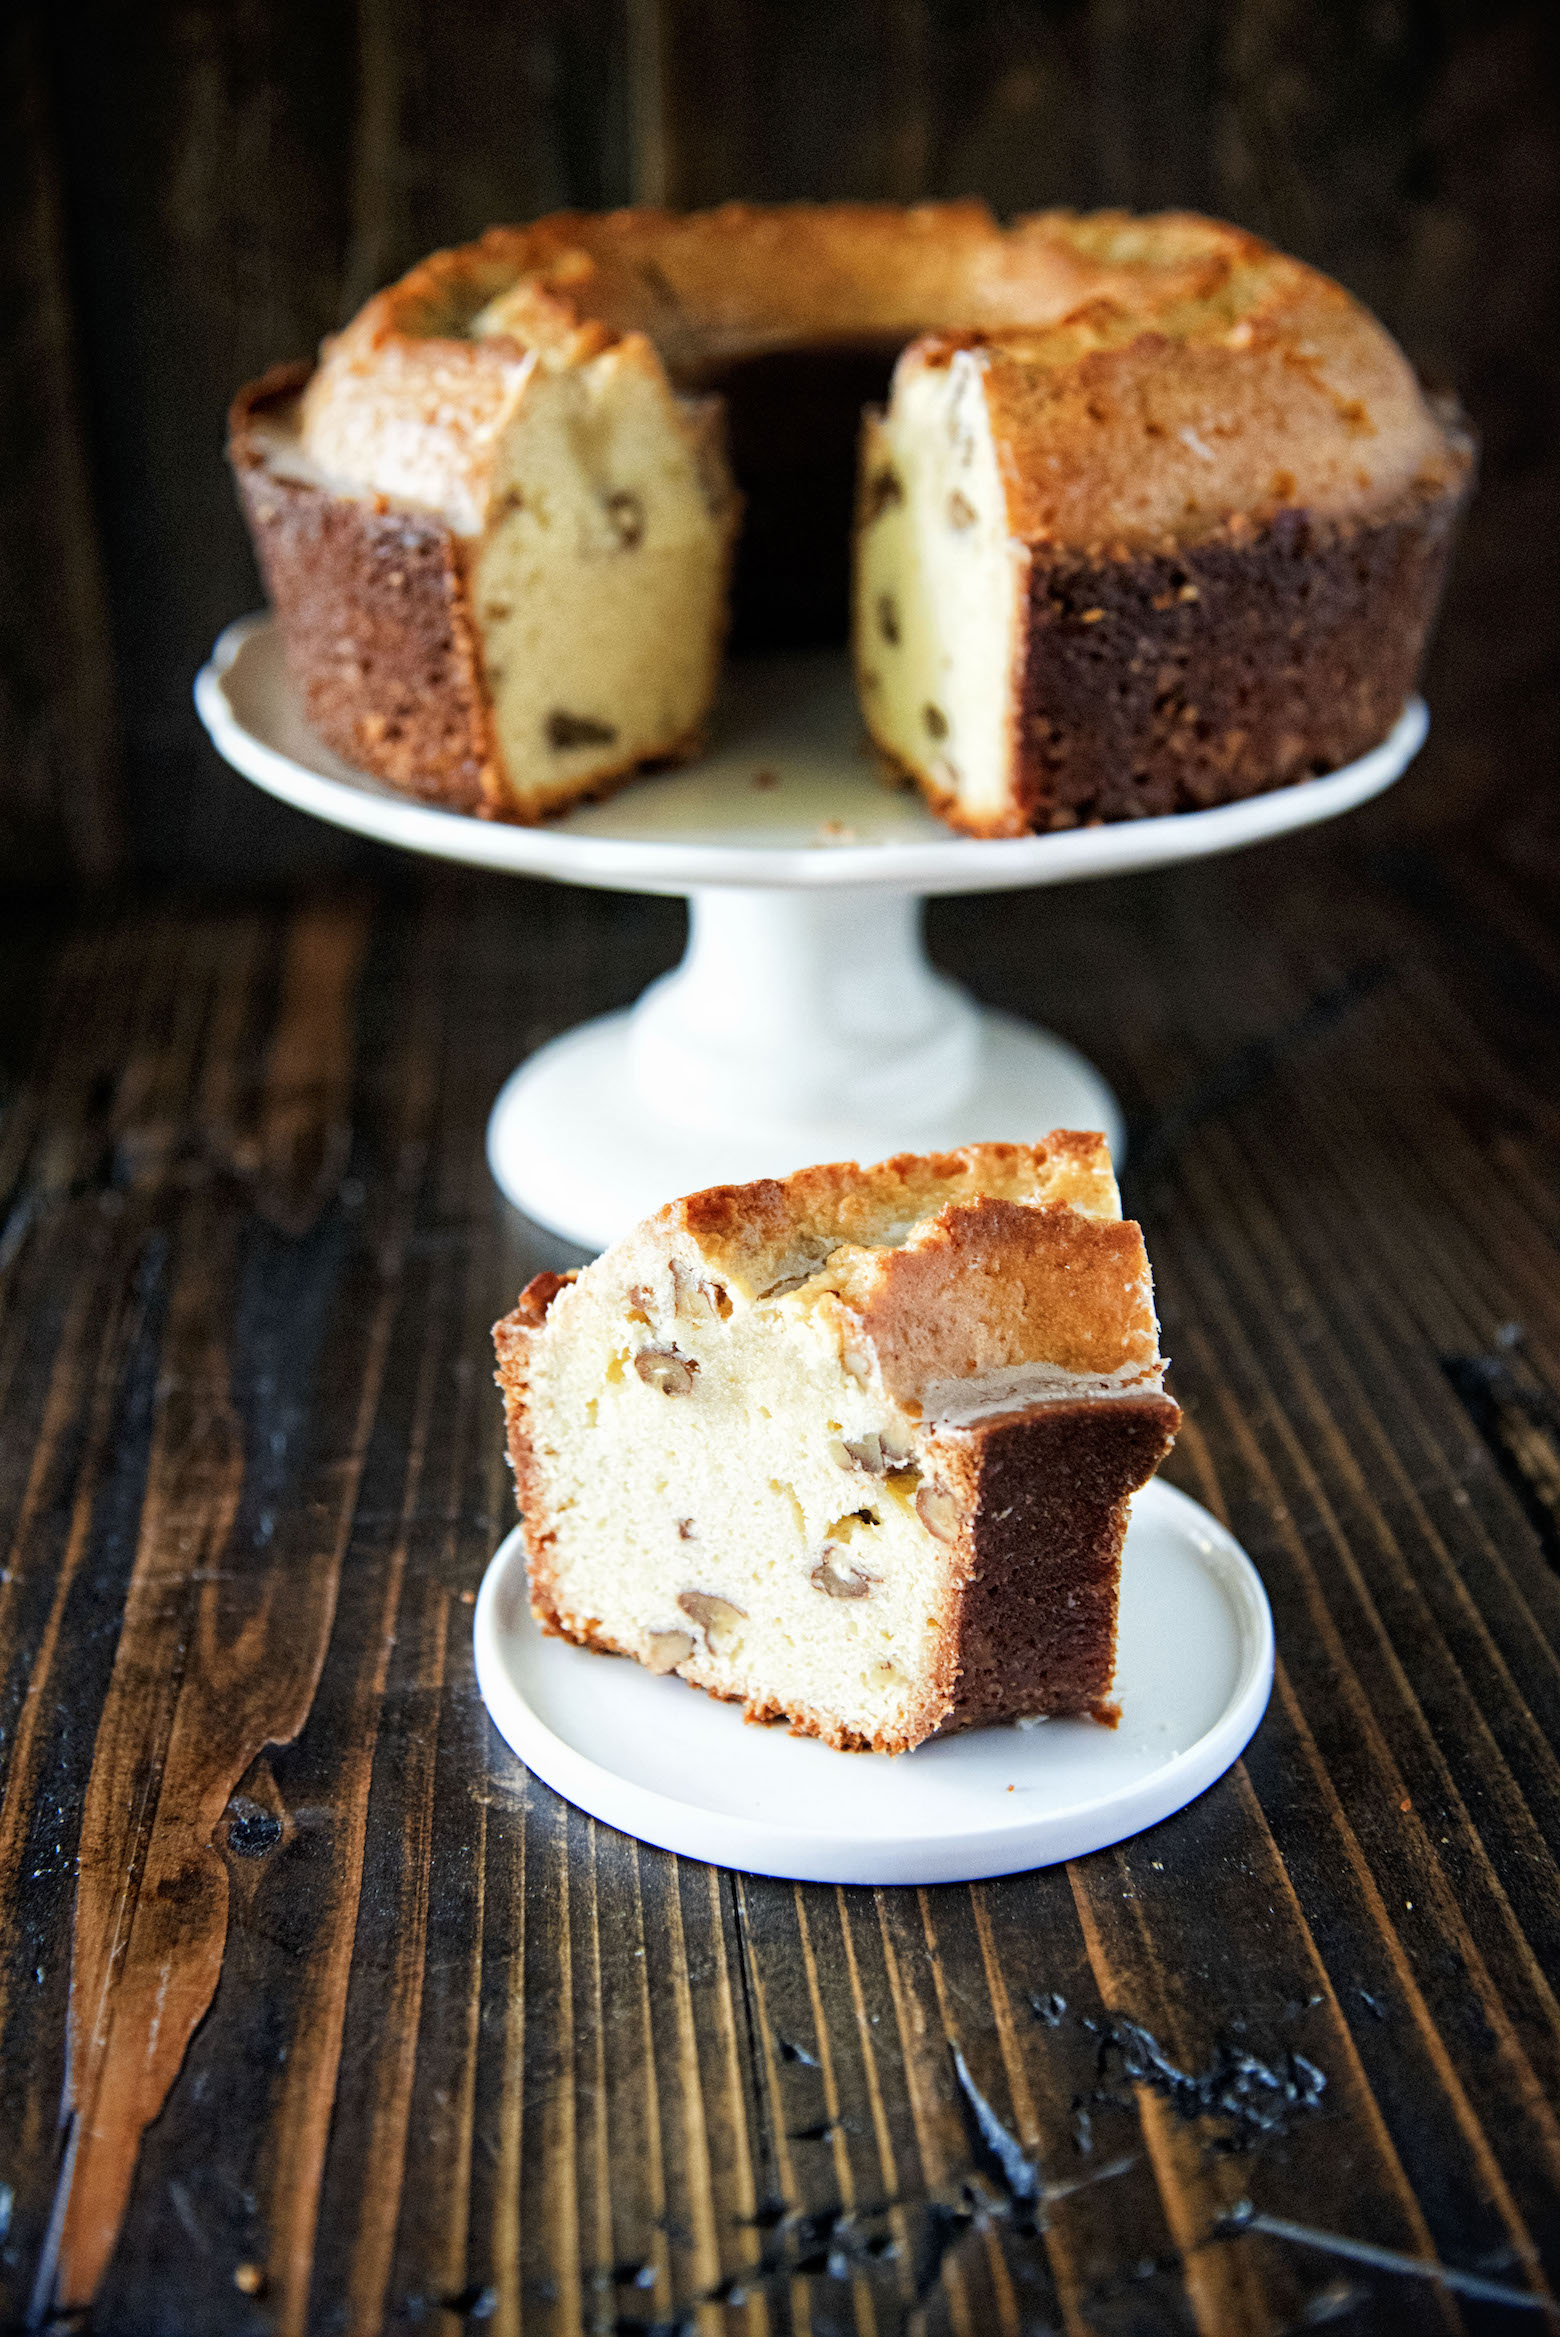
[231,202,1471,831]
[492,1136,1180,1753]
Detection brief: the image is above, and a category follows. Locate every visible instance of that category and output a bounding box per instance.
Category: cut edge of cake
[492,1137,1181,1754]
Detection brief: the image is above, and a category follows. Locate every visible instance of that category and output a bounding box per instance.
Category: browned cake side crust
[930,1396,1181,1732]
[672,1135,1121,1298]
[1009,476,1467,832]
[493,1285,574,1643]
[230,366,505,815]
[231,370,712,823]
[834,1193,1160,1391]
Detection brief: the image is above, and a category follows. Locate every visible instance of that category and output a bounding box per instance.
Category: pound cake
[231,202,1471,831]
[492,1137,1180,1754]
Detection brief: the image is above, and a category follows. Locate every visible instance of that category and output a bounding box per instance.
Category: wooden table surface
[3,796,1559,2336]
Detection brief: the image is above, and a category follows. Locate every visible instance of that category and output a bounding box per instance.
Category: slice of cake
[854,212,1472,834]
[492,1138,1180,1754]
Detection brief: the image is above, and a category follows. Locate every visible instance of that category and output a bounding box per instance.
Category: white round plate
[473,1477,1274,1884]
[196,614,1426,900]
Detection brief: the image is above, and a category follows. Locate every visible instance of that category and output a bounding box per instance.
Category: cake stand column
[630,889,979,1127]
[486,883,1124,1251]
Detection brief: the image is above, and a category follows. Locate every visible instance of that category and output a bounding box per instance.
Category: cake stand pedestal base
[486,886,1122,1250]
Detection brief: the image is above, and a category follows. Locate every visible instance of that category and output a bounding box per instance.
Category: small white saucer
[473,1478,1274,1883]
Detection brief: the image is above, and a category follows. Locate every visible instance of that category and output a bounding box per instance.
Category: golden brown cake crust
[328,201,1093,383]
[940,254,1466,550]
[668,1134,1121,1298]
[832,1195,1160,1393]
[493,1282,572,1640]
[231,365,505,814]
[1007,475,1469,832]
[299,202,1464,548]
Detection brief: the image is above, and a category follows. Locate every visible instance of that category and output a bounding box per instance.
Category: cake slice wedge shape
[493,1137,1180,1754]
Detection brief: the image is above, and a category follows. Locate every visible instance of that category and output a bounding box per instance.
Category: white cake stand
[197,614,1426,1250]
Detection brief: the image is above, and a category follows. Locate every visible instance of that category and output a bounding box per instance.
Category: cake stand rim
[471,1476,1275,1885]
[196,613,1426,902]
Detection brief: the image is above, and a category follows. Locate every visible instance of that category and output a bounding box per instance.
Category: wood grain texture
[0,13,122,886]
[0,808,1557,2331]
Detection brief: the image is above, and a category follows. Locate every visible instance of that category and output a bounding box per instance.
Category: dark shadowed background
[1,0,1556,891]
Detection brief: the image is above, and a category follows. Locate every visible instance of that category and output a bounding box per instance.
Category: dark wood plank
[35,907,371,2313]
[0,13,122,884]
[3,762,1560,2334]
[0,842,1555,2328]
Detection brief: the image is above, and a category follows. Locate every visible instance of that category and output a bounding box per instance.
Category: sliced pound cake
[234,203,1470,829]
[493,1138,1180,1753]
